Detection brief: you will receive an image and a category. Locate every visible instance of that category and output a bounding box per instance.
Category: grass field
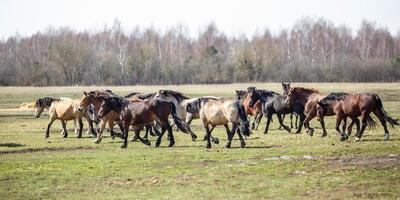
[0,83,399,199]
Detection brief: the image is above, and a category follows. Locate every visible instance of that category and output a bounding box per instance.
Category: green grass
[0,83,400,199]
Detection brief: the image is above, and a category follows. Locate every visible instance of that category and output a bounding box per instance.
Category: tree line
[1,17,400,86]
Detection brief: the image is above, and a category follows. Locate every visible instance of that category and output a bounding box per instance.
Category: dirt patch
[0,146,96,155]
[328,154,400,169]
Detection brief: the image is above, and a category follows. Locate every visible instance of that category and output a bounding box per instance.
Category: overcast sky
[1,0,399,39]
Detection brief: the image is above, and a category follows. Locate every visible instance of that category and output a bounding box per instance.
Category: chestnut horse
[317,93,399,141]
[98,96,193,148]
[235,89,263,130]
[281,82,299,129]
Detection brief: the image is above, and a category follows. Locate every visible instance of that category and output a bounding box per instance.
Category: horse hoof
[225,143,231,148]
[206,144,212,149]
[121,144,127,148]
[354,137,361,142]
[384,134,390,141]
[94,140,101,144]
[308,130,314,137]
[240,142,246,148]
[144,140,151,146]
[130,137,138,142]
[322,133,327,137]
[63,135,68,138]
[213,138,220,145]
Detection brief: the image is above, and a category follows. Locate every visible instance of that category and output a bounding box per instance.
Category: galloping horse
[247,87,305,134]
[155,90,220,141]
[195,99,250,148]
[35,97,96,138]
[235,89,263,130]
[98,96,193,148]
[317,93,399,141]
[284,87,351,137]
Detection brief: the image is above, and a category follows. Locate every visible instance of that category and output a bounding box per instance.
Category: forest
[1,17,399,86]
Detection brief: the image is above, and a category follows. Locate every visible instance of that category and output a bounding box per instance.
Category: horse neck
[91,97,105,109]
[297,90,319,105]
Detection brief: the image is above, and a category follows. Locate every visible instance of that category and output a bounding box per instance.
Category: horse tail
[168,102,192,134]
[237,101,248,123]
[366,116,377,129]
[374,94,399,127]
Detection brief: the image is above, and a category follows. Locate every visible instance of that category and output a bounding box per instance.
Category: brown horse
[317,93,399,141]
[98,96,193,148]
[281,82,298,129]
[283,87,346,137]
[235,89,263,130]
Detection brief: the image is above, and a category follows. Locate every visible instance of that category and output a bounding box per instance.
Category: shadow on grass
[0,143,26,147]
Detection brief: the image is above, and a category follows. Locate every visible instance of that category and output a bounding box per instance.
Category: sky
[0,0,399,39]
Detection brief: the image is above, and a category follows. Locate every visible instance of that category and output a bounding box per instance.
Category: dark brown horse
[284,87,336,137]
[281,82,299,129]
[98,96,193,148]
[317,93,399,141]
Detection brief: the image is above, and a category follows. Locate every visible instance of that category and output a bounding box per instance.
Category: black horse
[247,87,305,134]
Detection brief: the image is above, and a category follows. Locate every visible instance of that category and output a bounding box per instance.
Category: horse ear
[83,92,87,96]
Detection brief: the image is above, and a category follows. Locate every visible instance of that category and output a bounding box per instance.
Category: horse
[98,96,193,148]
[185,97,223,144]
[247,87,305,134]
[317,93,399,141]
[78,90,141,143]
[283,87,355,137]
[155,90,220,141]
[235,89,263,130]
[281,82,299,129]
[191,98,250,148]
[34,97,96,138]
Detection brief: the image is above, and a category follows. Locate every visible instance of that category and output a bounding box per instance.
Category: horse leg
[236,125,246,148]
[120,122,129,148]
[296,113,305,134]
[133,128,151,146]
[94,120,106,143]
[226,122,237,148]
[61,120,68,138]
[208,125,219,144]
[155,126,166,148]
[166,123,175,147]
[341,117,347,134]
[203,125,216,141]
[355,111,370,141]
[277,113,291,133]
[320,116,328,137]
[279,114,285,130]
[373,109,390,141]
[346,117,358,136]
[77,118,83,138]
[108,121,117,140]
[290,113,293,129]
[74,119,78,136]
[263,113,272,134]
[251,115,256,130]
[295,115,298,129]
[203,123,212,149]
[303,112,316,136]
[335,115,347,141]
[60,121,66,135]
[130,126,140,142]
[255,113,262,131]
[45,117,56,138]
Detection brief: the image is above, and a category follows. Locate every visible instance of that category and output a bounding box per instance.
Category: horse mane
[139,93,156,100]
[160,90,189,100]
[88,90,115,98]
[36,97,60,107]
[257,89,280,97]
[291,87,320,94]
[186,97,212,113]
[319,92,349,107]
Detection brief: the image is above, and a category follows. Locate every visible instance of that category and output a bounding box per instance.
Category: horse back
[200,99,239,125]
[341,93,376,116]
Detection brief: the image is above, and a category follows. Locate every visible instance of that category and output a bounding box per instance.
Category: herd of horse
[34,83,399,148]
